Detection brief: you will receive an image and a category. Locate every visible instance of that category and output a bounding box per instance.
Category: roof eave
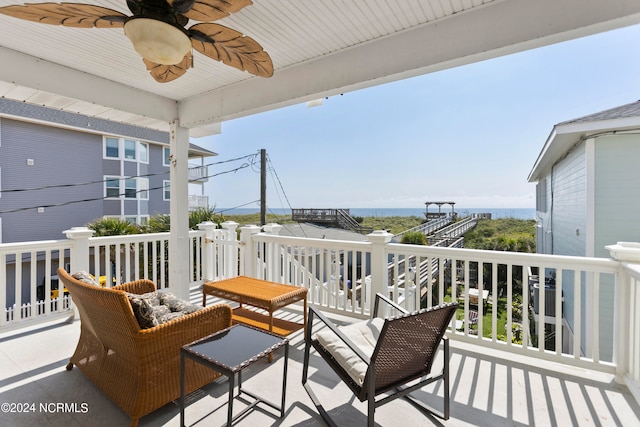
[528,116,640,182]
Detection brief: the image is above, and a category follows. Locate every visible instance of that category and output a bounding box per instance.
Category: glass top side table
[180,324,289,426]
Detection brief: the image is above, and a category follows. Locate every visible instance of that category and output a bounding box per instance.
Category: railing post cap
[221,221,239,231]
[367,229,394,243]
[606,241,640,262]
[63,227,95,239]
[197,221,218,230]
[263,223,283,234]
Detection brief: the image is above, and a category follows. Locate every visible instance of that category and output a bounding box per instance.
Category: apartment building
[0,98,215,243]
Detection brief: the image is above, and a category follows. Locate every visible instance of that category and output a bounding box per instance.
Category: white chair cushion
[314,317,385,385]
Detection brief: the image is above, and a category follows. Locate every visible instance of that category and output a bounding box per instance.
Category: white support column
[169,121,190,300]
[240,225,261,278]
[197,221,218,282]
[63,227,95,273]
[367,230,393,316]
[606,242,640,385]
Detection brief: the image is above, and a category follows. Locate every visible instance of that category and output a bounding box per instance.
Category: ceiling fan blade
[189,23,272,77]
[0,3,127,28]
[143,52,192,83]
[178,0,251,23]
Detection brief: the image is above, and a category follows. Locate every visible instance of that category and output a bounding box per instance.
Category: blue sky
[196,23,640,211]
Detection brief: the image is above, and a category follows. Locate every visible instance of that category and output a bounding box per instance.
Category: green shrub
[401,231,427,245]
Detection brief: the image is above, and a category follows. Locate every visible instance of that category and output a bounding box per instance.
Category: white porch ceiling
[1,0,640,136]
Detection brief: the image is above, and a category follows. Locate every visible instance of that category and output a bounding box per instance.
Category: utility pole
[260,148,266,226]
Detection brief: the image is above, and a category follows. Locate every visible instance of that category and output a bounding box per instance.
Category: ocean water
[221,207,536,220]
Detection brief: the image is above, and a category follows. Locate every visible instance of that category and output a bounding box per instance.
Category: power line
[216,200,262,214]
[0,153,257,195]
[266,153,307,237]
[0,164,250,214]
[266,154,295,212]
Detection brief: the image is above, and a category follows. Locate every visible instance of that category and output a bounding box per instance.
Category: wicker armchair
[302,293,458,427]
[57,268,232,427]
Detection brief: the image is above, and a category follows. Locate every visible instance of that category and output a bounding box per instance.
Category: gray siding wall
[0,118,173,242]
[550,142,587,256]
[148,144,170,216]
[0,119,103,242]
[535,174,552,254]
[548,141,587,358]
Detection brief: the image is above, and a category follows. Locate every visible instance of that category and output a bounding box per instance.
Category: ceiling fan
[0,0,273,82]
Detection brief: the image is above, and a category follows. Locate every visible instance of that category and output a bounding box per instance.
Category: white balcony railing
[188,194,209,210]
[1,222,639,406]
[0,223,240,332]
[188,164,208,182]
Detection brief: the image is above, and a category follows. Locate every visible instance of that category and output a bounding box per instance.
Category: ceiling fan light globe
[124,18,191,65]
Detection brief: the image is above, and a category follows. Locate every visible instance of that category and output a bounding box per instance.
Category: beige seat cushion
[314,317,385,385]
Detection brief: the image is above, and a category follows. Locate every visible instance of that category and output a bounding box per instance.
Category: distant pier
[291,208,372,233]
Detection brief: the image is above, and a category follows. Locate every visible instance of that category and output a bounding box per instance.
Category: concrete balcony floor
[1,293,639,427]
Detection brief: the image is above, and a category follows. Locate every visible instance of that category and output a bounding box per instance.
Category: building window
[139,215,149,226]
[105,177,120,198]
[139,142,148,163]
[105,137,150,162]
[139,178,149,200]
[124,216,137,224]
[163,180,170,201]
[536,180,547,213]
[124,178,137,198]
[105,137,119,158]
[124,139,136,160]
[163,147,171,166]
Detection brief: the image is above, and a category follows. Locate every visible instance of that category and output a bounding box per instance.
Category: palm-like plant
[87,217,139,284]
[143,207,225,233]
[144,214,172,233]
[189,207,225,229]
[87,217,140,236]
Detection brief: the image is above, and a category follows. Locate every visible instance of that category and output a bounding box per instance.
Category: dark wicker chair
[302,293,458,427]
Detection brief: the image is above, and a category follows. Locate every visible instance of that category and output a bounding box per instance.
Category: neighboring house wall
[592,133,640,361]
[0,118,103,242]
[530,101,640,364]
[0,118,174,243]
[148,144,171,216]
[594,133,640,255]
[0,98,176,243]
[535,174,552,254]
[100,139,170,223]
[550,142,587,257]
[544,141,588,358]
[533,133,640,363]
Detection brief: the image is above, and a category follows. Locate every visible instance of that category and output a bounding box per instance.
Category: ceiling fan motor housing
[124,17,191,65]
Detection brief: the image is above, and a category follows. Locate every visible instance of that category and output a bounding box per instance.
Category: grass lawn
[452,296,510,339]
